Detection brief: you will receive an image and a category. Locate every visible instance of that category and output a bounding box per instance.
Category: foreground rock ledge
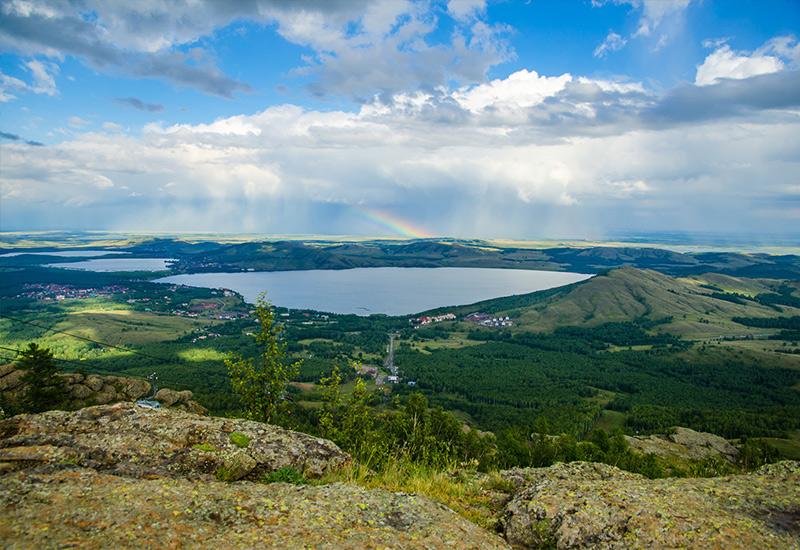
[501,461,800,549]
[0,402,348,480]
[0,469,509,549]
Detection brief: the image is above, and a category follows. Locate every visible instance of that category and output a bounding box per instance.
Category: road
[384,332,399,377]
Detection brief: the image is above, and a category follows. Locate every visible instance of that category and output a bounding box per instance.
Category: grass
[594,410,626,432]
[757,431,800,460]
[410,333,483,352]
[0,301,213,351]
[263,467,308,485]
[318,458,504,531]
[58,308,211,345]
[229,432,250,448]
[178,348,229,362]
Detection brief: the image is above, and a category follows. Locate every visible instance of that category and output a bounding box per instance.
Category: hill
[479,267,800,339]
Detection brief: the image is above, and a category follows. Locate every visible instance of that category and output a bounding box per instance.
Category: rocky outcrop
[0,363,206,414]
[626,426,740,463]
[0,402,348,480]
[0,403,508,549]
[500,461,799,549]
[0,469,509,549]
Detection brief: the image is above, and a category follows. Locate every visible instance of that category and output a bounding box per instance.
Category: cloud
[0,130,44,146]
[447,0,487,21]
[68,116,90,128]
[695,36,799,86]
[451,69,573,113]
[116,97,165,113]
[593,31,627,58]
[281,1,513,99]
[3,52,799,235]
[0,0,510,99]
[24,59,58,95]
[696,44,782,86]
[632,0,691,38]
[592,0,693,51]
[0,1,253,97]
[650,69,800,124]
[0,58,58,101]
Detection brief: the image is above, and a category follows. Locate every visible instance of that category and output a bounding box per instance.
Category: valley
[3,235,800,463]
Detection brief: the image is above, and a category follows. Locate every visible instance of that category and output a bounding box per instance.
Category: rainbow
[355,206,432,239]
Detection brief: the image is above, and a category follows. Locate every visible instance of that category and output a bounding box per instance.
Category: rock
[669,426,739,461]
[92,386,117,405]
[84,375,104,392]
[116,377,150,400]
[0,403,349,480]
[155,388,193,407]
[626,426,740,463]
[0,403,507,548]
[0,369,25,392]
[68,383,93,400]
[0,363,16,378]
[0,365,203,413]
[0,469,509,549]
[61,372,84,384]
[501,461,800,549]
[217,449,258,481]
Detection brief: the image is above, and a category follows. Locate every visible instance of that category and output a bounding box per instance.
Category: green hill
[488,267,799,339]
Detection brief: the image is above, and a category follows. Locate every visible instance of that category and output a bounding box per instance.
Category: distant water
[1,250,130,258]
[156,267,592,316]
[47,258,176,272]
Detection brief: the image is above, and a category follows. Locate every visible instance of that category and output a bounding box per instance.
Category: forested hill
[95,238,800,279]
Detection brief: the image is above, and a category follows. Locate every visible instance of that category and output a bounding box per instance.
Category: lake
[48,258,176,272]
[156,267,592,316]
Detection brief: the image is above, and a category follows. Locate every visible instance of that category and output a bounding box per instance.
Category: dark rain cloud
[644,70,800,125]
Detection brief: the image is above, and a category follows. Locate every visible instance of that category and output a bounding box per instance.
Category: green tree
[19,343,62,413]
[318,364,343,441]
[225,294,301,424]
[317,361,381,463]
[339,375,374,460]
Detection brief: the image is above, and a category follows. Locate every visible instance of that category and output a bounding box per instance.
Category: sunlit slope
[507,267,797,338]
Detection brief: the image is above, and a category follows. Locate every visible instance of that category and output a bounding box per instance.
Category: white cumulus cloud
[696,42,785,86]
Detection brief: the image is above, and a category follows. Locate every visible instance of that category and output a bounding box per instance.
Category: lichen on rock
[0,402,349,480]
[501,460,800,549]
[625,426,740,463]
[0,403,509,549]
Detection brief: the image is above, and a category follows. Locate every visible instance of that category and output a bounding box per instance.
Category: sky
[1,0,799,240]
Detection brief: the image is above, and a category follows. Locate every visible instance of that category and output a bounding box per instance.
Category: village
[410,310,513,329]
[15,283,249,321]
[17,283,130,302]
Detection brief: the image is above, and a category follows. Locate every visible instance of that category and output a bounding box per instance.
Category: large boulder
[501,461,800,549]
[0,365,197,412]
[0,402,349,480]
[0,403,509,549]
[626,426,740,463]
[0,469,509,549]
